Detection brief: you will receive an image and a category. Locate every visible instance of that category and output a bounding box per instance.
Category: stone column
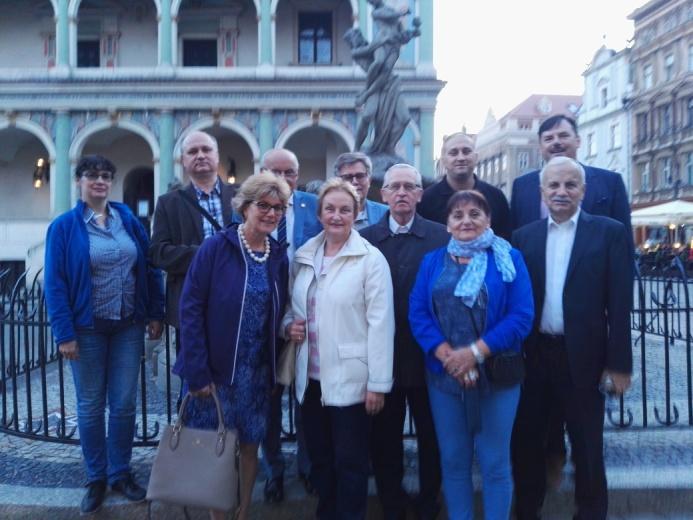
[419,108,435,181]
[419,0,433,65]
[259,109,273,167]
[159,110,175,194]
[52,111,71,216]
[56,0,69,68]
[158,0,173,66]
[259,0,272,65]
[358,0,369,32]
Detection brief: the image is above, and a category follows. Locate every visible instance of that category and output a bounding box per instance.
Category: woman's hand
[365,391,385,415]
[455,368,479,389]
[191,383,215,398]
[434,342,453,363]
[443,347,476,379]
[59,340,79,361]
[147,320,163,340]
[287,319,307,343]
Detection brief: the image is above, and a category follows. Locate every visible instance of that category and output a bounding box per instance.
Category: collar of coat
[293,228,370,266]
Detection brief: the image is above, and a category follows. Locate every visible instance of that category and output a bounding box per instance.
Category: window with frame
[610,121,621,149]
[501,153,507,172]
[298,12,332,65]
[687,152,693,185]
[518,151,529,171]
[664,53,675,81]
[688,97,693,127]
[659,104,672,136]
[600,87,608,108]
[689,44,693,71]
[183,39,218,67]
[659,157,673,186]
[587,132,597,157]
[77,40,100,67]
[641,162,650,191]
[637,113,648,142]
[518,119,532,130]
[643,63,653,89]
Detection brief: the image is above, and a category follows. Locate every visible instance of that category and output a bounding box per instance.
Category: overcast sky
[432,0,644,154]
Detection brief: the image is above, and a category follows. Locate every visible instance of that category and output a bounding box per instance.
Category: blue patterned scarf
[446,228,516,307]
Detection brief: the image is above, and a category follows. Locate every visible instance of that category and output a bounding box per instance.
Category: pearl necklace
[238,224,271,264]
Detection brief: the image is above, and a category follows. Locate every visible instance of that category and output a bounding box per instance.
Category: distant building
[628,0,693,208]
[578,46,633,198]
[475,94,581,198]
[0,0,442,266]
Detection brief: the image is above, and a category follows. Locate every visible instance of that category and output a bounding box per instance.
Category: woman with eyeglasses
[44,155,165,515]
[174,174,291,520]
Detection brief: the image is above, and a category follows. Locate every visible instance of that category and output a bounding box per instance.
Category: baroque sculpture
[344,0,421,179]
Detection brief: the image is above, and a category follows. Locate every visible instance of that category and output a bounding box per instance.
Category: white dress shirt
[540,208,580,335]
[388,214,415,235]
[272,193,296,261]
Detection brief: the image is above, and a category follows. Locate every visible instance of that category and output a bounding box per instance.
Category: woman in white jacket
[284,178,394,520]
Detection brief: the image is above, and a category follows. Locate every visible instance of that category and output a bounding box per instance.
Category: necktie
[277,215,287,247]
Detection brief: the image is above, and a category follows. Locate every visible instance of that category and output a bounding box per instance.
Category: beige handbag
[276,340,296,386]
[146,388,239,512]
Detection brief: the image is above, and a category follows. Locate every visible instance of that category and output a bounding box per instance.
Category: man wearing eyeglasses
[150,130,235,332]
[361,164,449,520]
[333,152,388,230]
[259,148,322,504]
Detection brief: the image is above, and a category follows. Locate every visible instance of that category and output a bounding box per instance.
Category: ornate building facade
[0,0,441,262]
[578,46,633,197]
[628,0,693,208]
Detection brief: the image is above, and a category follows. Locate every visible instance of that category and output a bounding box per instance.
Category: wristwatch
[470,343,485,365]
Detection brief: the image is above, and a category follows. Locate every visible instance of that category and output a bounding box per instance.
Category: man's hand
[59,340,79,361]
[603,371,631,395]
[365,391,385,415]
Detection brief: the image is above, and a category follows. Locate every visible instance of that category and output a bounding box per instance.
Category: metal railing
[1,259,691,447]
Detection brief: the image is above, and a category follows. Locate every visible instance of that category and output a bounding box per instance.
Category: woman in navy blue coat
[174,173,290,520]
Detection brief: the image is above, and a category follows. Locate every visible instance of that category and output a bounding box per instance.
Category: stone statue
[344,0,421,178]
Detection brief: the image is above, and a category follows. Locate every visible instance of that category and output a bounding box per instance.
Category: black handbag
[465,306,525,387]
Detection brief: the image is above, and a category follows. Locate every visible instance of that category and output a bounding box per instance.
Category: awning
[631,200,693,226]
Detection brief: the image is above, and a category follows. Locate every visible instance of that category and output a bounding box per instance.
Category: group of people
[44,113,634,520]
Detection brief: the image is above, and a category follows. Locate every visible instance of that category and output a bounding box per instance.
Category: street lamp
[32,157,49,189]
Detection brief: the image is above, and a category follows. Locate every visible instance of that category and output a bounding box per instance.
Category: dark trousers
[301,379,370,520]
[371,386,441,520]
[511,336,607,520]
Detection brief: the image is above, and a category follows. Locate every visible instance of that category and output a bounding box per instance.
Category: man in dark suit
[149,130,235,330]
[418,132,511,239]
[510,114,634,486]
[511,157,632,519]
[361,164,448,520]
[259,148,322,504]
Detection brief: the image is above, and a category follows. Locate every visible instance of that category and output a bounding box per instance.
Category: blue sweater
[44,200,165,345]
[174,225,289,391]
[409,247,534,375]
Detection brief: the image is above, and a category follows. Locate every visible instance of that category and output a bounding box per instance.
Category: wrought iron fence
[0,259,691,447]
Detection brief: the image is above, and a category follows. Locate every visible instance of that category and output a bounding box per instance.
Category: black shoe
[264,476,284,503]
[81,480,107,515]
[111,474,147,502]
[298,472,317,496]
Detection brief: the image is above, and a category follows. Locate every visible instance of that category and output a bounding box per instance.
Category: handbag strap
[176,387,226,435]
[178,188,223,232]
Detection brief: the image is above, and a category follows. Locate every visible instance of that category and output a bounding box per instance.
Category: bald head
[181,131,220,184]
[261,148,300,191]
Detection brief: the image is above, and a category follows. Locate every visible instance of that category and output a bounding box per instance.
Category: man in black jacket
[149,131,235,330]
[418,132,511,239]
[361,163,449,520]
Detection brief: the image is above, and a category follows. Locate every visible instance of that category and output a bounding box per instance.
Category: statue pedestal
[368,151,408,184]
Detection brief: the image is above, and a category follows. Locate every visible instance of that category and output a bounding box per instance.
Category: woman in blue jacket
[174,173,290,520]
[44,155,164,515]
[409,190,533,520]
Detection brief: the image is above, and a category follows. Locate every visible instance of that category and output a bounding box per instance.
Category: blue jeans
[427,377,520,520]
[72,318,144,484]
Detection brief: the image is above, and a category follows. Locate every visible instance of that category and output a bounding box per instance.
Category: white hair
[383,163,423,187]
[539,157,586,184]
